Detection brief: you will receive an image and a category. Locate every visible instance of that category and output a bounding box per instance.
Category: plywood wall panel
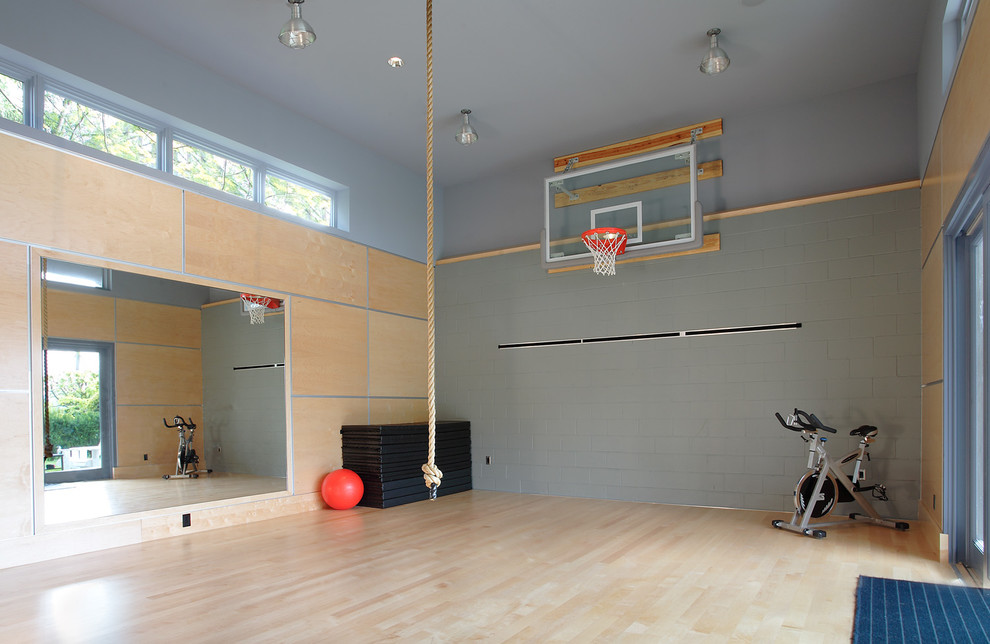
[921,239,943,386]
[116,344,202,406]
[921,383,943,531]
[0,392,33,538]
[46,291,115,342]
[139,493,321,540]
[940,2,990,215]
[920,131,942,255]
[184,193,367,306]
[116,405,203,470]
[0,242,29,392]
[369,312,427,398]
[368,249,426,318]
[116,300,201,348]
[291,396,367,494]
[291,298,368,397]
[0,133,182,269]
[369,398,427,424]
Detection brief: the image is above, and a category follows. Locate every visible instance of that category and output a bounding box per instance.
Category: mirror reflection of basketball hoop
[240,293,283,324]
[581,227,627,276]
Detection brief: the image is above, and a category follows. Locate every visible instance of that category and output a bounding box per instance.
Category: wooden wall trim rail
[436,179,921,266]
[704,178,921,222]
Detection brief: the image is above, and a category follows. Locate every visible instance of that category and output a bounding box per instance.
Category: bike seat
[850,425,878,437]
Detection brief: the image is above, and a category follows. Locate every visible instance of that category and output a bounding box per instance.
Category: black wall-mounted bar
[498,322,801,350]
[232,363,286,371]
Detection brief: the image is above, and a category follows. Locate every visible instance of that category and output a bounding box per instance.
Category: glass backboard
[543,143,702,267]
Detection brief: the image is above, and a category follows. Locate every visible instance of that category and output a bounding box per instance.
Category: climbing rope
[421,0,442,499]
[41,257,53,459]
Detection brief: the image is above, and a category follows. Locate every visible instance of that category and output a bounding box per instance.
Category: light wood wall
[919,1,990,555]
[46,290,204,477]
[0,242,31,539]
[0,134,183,269]
[0,129,427,564]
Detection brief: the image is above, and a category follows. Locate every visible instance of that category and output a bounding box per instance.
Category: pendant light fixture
[700,28,730,75]
[279,0,316,49]
[455,109,478,145]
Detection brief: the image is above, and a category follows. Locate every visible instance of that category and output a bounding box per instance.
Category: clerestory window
[43,87,158,168]
[0,56,341,231]
[265,173,333,227]
[172,137,255,201]
[0,70,25,123]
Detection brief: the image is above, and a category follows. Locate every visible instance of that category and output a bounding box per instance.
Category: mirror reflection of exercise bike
[771,409,909,539]
[162,416,213,480]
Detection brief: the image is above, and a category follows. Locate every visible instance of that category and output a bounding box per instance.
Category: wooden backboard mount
[553,118,723,173]
[553,160,722,208]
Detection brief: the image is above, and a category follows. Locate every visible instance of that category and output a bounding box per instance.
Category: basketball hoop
[581,227,628,276]
[240,293,282,324]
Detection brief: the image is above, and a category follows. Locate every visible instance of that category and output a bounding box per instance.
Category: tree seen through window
[0,73,24,123]
[43,91,157,167]
[173,139,254,199]
[265,174,332,226]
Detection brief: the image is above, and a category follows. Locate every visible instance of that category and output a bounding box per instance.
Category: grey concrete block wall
[437,189,921,519]
[202,301,287,478]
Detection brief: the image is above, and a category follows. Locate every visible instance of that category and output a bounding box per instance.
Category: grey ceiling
[73,0,932,188]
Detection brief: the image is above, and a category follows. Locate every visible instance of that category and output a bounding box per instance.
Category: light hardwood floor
[1,491,960,642]
[44,473,287,524]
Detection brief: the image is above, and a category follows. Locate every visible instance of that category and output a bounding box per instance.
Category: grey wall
[0,0,431,262]
[437,189,921,519]
[917,0,951,177]
[202,301,286,478]
[442,76,919,258]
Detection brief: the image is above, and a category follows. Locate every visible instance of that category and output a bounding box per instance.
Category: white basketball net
[242,295,273,324]
[582,230,627,276]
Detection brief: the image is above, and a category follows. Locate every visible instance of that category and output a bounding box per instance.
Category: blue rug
[854,576,990,643]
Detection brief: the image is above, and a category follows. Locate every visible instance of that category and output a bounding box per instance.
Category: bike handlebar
[774,412,802,432]
[808,413,837,434]
[774,409,836,433]
[163,416,196,430]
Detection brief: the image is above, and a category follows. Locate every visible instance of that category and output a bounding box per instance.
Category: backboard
[543,143,703,269]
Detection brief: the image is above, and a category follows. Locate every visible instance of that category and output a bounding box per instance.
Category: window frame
[960,0,977,40]
[43,338,117,484]
[262,168,335,229]
[170,130,259,203]
[944,136,990,588]
[0,60,30,126]
[942,0,979,94]
[41,79,161,169]
[44,258,112,291]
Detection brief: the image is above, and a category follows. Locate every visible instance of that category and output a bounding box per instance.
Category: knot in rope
[422,463,443,499]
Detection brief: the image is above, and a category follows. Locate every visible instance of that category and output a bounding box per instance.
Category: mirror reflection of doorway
[43,340,115,484]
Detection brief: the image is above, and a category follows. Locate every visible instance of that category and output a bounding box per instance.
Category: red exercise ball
[321,469,364,510]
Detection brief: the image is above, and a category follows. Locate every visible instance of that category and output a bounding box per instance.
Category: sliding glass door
[949,193,989,587]
[965,214,986,583]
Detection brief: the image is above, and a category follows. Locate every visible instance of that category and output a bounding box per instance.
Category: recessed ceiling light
[387,56,404,68]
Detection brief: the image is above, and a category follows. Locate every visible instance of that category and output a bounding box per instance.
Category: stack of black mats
[339,420,472,508]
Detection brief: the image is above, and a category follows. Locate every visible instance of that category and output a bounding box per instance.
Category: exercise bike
[771,409,909,539]
[162,415,212,480]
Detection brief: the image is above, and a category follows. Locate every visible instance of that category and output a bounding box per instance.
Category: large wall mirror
[39,258,288,525]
